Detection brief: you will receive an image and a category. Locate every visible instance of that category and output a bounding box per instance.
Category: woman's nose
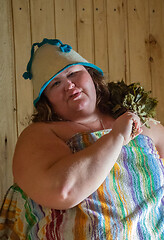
[64,79,75,90]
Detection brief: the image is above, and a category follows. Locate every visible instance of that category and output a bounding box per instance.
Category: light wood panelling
[149,0,164,123]
[0,0,17,206]
[12,0,33,135]
[127,0,151,90]
[30,0,55,42]
[93,0,109,75]
[55,0,77,50]
[107,0,128,83]
[76,0,94,62]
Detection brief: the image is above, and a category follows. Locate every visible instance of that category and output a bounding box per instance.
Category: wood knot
[149,34,157,45]
[149,56,154,62]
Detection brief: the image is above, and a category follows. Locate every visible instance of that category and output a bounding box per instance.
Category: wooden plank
[76,0,94,63]
[55,0,77,50]
[30,0,55,43]
[93,0,109,75]
[149,0,164,124]
[12,0,33,135]
[127,0,151,90]
[0,0,17,205]
[106,0,128,83]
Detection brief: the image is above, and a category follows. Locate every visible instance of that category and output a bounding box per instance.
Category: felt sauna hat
[23,38,103,106]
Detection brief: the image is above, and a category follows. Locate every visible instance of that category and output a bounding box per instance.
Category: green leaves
[107,81,158,127]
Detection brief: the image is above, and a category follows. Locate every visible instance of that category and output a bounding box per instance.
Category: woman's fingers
[122,112,142,142]
[112,111,143,145]
[130,118,143,139]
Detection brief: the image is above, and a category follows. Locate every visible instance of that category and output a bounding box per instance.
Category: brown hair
[32,67,110,122]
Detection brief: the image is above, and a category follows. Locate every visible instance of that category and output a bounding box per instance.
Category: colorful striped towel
[0,130,164,239]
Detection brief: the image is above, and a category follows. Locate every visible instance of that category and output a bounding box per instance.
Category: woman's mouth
[68,89,82,101]
[69,92,82,100]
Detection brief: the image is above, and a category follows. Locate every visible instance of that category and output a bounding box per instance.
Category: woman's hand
[112,112,143,145]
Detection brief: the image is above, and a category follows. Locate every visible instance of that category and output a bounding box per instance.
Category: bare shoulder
[15,122,64,152]
[142,120,164,158]
[142,120,164,141]
[13,122,72,185]
[19,121,59,138]
[17,121,74,142]
[14,121,72,163]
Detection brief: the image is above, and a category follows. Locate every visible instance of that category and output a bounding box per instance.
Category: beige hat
[23,38,103,106]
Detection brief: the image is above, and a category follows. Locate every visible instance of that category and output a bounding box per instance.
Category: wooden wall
[0,0,164,205]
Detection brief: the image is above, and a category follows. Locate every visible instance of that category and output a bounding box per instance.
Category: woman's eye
[52,81,61,87]
[68,71,78,77]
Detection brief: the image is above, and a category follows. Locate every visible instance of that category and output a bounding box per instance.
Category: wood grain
[76,0,94,62]
[12,0,33,135]
[93,0,109,75]
[149,0,164,123]
[106,0,128,83]
[0,0,17,205]
[55,0,77,50]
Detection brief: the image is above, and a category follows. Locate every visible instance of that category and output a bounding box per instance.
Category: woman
[0,38,164,239]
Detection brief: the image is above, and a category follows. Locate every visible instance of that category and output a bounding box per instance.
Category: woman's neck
[72,112,114,132]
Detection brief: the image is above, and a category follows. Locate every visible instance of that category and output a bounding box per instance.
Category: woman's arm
[13,112,141,210]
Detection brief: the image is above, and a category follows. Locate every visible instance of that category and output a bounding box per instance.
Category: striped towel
[0,130,164,239]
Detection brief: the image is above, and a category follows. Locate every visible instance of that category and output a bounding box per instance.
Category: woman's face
[44,65,97,120]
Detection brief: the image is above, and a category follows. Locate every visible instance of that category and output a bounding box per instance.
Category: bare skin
[13,65,164,210]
